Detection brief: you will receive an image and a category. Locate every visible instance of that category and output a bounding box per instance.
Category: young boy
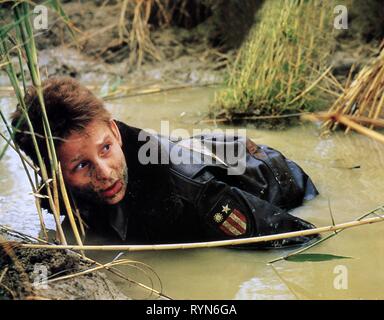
[12,77,318,248]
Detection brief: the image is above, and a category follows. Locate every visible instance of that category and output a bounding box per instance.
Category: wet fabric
[59,121,319,249]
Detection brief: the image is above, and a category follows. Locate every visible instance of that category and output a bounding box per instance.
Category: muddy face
[58,120,128,205]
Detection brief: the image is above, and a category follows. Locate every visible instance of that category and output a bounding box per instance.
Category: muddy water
[1,87,384,299]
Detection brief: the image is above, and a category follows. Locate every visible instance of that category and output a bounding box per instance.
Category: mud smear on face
[70,166,128,206]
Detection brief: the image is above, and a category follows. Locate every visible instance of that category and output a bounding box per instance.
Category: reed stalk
[269,205,384,264]
[0,107,49,239]
[46,258,164,299]
[0,38,55,240]
[11,3,66,244]
[0,1,85,247]
[18,213,384,252]
[1,224,171,299]
[305,112,384,144]
[57,163,84,256]
[0,129,38,171]
[322,41,384,135]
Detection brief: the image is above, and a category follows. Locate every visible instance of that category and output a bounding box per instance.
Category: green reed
[0,1,83,249]
[212,0,347,127]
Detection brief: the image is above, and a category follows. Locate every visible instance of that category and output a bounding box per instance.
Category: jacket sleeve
[189,132,318,209]
[196,177,318,249]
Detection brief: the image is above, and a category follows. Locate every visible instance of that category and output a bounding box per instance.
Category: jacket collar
[106,121,172,241]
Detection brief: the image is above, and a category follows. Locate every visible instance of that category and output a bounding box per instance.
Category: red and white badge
[213,203,247,236]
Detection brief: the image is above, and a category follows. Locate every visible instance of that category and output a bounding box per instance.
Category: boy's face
[58,119,128,205]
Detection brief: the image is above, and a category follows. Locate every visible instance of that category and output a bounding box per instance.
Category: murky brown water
[1,87,384,299]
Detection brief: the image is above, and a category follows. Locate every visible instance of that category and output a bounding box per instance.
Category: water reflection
[1,88,384,299]
[0,98,56,235]
[235,269,296,300]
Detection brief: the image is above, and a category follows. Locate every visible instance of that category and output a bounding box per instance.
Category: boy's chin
[69,184,127,206]
[103,187,126,205]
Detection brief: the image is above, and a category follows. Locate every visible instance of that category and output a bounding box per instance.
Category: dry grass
[321,40,384,135]
[0,1,84,246]
[0,3,170,300]
[59,0,195,66]
[211,0,345,127]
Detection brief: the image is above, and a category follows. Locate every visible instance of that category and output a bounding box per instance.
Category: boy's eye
[103,144,111,152]
[75,161,88,171]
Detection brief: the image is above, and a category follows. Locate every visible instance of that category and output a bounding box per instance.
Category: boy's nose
[94,160,112,181]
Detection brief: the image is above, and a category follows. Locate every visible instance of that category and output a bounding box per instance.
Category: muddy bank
[34,0,384,84]
[33,0,260,62]
[0,230,129,300]
[329,0,384,80]
[35,34,226,87]
[0,0,264,86]
[1,1,382,88]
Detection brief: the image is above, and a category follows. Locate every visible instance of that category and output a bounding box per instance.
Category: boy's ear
[109,120,122,146]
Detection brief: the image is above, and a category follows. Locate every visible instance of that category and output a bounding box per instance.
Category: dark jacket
[65,121,319,249]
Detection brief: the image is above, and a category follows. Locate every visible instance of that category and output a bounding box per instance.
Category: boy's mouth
[101,180,123,198]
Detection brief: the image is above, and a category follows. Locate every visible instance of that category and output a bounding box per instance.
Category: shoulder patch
[211,201,247,237]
